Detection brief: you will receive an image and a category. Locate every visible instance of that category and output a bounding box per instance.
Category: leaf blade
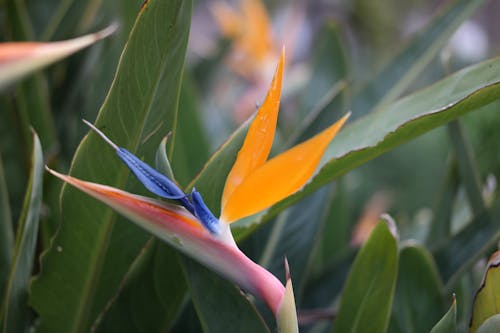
[29,2,192,332]
[1,132,43,333]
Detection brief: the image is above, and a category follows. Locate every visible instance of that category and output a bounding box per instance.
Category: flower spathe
[48,50,349,321]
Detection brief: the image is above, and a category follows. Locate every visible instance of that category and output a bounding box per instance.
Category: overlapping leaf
[29,1,192,332]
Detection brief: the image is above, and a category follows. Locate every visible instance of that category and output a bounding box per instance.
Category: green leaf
[448,120,485,214]
[94,241,187,333]
[5,0,55,151]
[171,76,211,187]
[181,257,270,333]
[291,21,348,141]
[29,2,192,332]
[261,57,500,230]
[187,117,250,215]
[429,296,457,333]
[277,277,298,333]
[469,251,500,332]
[426,160,459,246]
[433,201,500,288]
[476,315,500,333]
[388,244,444,333]
[352,0,485,114]
[0,156,14,299]
[1,131,43,333]
[332,221,398,333]
[258,185,334,303]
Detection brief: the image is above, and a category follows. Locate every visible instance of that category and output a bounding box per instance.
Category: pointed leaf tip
[221,52,285,209]
[221,113,349,223]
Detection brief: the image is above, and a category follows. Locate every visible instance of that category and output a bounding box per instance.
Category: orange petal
[221,113,350,223]
[221,50,285,208]
[240,0,273,61]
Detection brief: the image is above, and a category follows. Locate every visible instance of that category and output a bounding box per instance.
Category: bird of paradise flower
[47,51,349,331]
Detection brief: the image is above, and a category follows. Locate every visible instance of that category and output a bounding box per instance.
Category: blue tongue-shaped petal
[83,120,194,214]
[116,147,186,200]
[191,189,220,234]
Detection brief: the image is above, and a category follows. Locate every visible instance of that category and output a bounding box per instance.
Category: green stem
[447,120,485,215]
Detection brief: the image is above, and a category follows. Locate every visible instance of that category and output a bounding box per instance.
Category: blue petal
[117,147,186,199]
[191,189,220,234]
[83,120,195,213]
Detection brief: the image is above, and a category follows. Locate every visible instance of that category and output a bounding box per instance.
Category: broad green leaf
[181,257,270,333]
[0,25,116,90]
[332,221,398,333]
[351,0,485,115]
[476,315,500,333]
[0,156,13,299]
[388,244,444,333]
[259,185,334,303]
[469,251,500,332]
[1,131,43,333]
[94,241,187,333]
[429,296,457,333]
[433,201,500,288]
[29,2,192,332]
[258,57,500,233]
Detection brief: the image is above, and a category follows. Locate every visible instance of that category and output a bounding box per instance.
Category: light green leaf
[388,244,444,333]
[332,221,398,333]
[29,1,192,332]
[181,257,270,333]
[469,251,500,332]
[429,296,457,333]
[1,131,43,333]
[352,0,485,114]
[277,278,298,333]
[476,315,500,333]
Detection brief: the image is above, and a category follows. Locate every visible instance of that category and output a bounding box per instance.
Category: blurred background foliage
[1,0,500,332]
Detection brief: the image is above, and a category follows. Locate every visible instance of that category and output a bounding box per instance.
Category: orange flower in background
[211,0,278,81]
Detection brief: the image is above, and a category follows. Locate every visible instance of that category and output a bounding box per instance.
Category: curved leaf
[252,57,500,236]
[29,1,192,332]
[429,296,457,333]
[1,131,43,333]
[332,221,398,333]
[388,244,444,333]
[470,251,500,332]
[476,315,500,333]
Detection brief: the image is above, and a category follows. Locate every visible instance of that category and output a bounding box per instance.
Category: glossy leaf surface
[29,2,192,332]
